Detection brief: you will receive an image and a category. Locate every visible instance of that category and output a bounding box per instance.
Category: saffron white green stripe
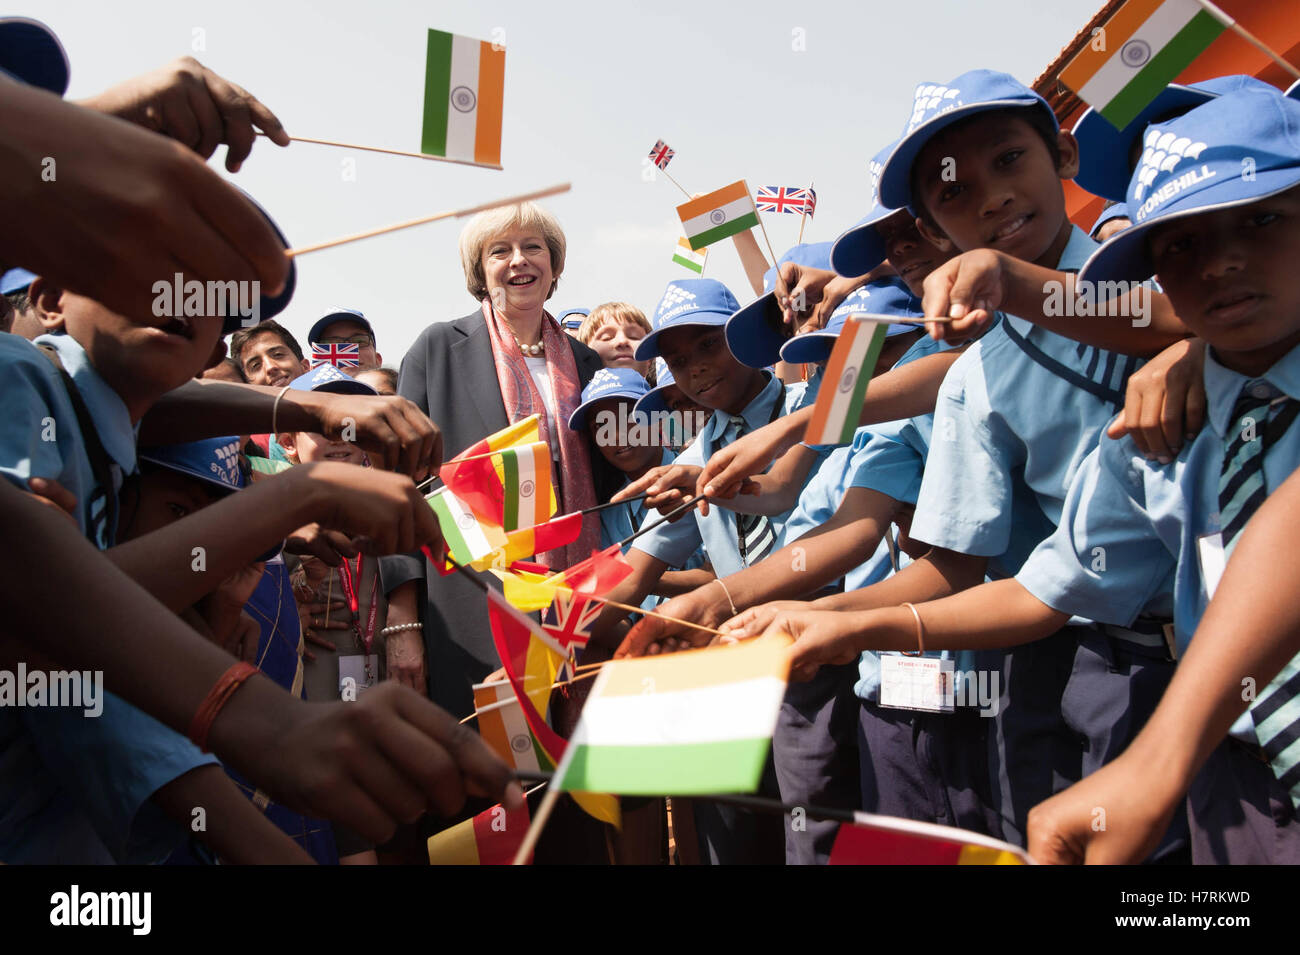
[473,680,543,773]
[804,318,889,446]
[427,487,498,564]
[677,181,760,251]
[553,636,791,795]
[672,236,707,274]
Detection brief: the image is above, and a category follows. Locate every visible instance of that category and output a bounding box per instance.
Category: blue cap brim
[1072,87,1214,202]
[634,314,731,361]
[830,207,907,277]
[724,293,789,368]
[879,97,1054,210]
[779,331,835,365]
[226,193,295,334]
[1079,168,1300,286]
[634,384,672,416]
[0,18,69,95]
[567,392,644,431]
[309,310,375,345]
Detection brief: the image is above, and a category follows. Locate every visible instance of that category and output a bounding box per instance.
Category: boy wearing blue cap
[0,276,443,863]
[763,69,1183,850]
[773,87,1300,861]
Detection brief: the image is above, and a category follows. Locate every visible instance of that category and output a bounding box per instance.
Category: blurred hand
[292,392,443,481]
[26,476,78,525]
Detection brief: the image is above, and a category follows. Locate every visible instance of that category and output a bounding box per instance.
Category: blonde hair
[577,302,652,345]
[458,202,566,302]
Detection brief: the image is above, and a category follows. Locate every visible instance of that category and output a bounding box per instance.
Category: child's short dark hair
[5,288,30,315]
[911,104,1062,230]
[229,320,304,368]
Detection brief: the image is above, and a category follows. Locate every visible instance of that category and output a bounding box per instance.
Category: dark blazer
[379,311,612,717]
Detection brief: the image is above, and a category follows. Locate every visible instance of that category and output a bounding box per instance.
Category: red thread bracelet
[188,662,259,753]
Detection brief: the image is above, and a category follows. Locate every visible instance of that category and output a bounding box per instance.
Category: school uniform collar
[1055,224,1099,273]
[1204,342,1300,439]
[34,333,138,475]
[701,371,781,446]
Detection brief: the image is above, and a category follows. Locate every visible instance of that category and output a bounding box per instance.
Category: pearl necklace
[515,337,544,357]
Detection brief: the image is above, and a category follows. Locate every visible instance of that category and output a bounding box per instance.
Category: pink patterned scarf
[480,299,599,568]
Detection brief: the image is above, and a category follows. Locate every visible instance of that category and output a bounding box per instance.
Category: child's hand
[291,463,444,557]
[921,249,1006,342]
[1026,752,1183,864]
[717,600,811,640]
[774,263,840,330]
[285,524,360,566]
[762,609,864,682]
[613,590,725,658]
[695,415,803,514]
[1106,337,1207,463]
[77,56,289,172]
[612,463,703,518]
[291,393,443,481]
[26,477,78,525]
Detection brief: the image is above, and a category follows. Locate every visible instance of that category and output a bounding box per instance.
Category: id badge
[338,654,379,700]
[1197,531,1226,601]
[878,654,955,714]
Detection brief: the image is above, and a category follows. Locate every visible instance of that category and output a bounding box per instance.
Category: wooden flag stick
[1195,0,1300,80]
[614,492,707,550]
[513,785,561,864]
[755,211,782,271]
[261,132,505,170]
[662,169,693,200]
[578,493,648,516]
[588,595,726,635]
[287,182,571,256]
[797,181,813,245]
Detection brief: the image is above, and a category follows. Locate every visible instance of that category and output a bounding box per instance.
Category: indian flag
[672,236,707,274]
[421,28,506,168]
[829,812,1032,865]
[500,441,553,531]
[426,800,531,865]
[803,318,889,446]
[552,633,792,795]
[677,180,760,251]
[473,680,549,771]
[427,487,507,566]
[1059,0,1229,130]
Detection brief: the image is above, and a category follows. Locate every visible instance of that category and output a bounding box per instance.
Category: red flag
[828,813,1031,865]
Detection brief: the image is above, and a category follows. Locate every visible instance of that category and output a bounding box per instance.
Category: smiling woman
[377,202,614,720]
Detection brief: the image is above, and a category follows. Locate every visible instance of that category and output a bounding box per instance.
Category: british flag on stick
[648,139,675,170]
[756,185,815,216]
[310,342,361,369]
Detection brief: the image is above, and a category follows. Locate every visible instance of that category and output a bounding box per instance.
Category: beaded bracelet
[188,662,259,753]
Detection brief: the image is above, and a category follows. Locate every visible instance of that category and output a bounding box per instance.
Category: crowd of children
[4,13,1300,867]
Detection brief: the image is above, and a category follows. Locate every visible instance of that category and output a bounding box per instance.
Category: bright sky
[30,0,1102,364]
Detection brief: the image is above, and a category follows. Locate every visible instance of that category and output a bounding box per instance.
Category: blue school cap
[1089,201,1130,237]
[635,278,741,361]
[0,18,69,95]
[557,307,589,331]
[635,358,678,415]
[1,268,35,296]
[139,436,246,494]
[1080,90,1300,285]
[225,191,296,334]
[778,277,922,365]
[1073,75,1280,202]
[830,142,909,277]
[725,242,833,368]
[288,363,378,396]
[877,69,1056,212]
[1287,78,1300,101]
[308,307,376,346]
[567,367,651,430]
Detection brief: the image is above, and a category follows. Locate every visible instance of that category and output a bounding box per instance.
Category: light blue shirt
[0,333,217,863]
[1017,344,1300,740]
[633,373,803,578]
[785,364,825,413]
[909,226,1144,577]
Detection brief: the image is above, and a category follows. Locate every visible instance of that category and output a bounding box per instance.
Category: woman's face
[482,227,554,315]
[589,319,649,376]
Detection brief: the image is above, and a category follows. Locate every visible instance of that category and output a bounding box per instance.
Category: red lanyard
[338,555,380,655]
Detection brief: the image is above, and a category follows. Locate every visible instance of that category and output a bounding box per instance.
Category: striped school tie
[723,415,776,565]
[1218,388,1300,809]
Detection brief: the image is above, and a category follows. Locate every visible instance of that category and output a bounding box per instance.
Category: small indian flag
[421,28,506,167]
[427,487,507,566]
[1059,0,1229,130]
[677,180,760,251]
[672,236,707,274]
[552,633,792,795]
[803,318,889,446]
[473,679,548,772]
[499,441,552,531]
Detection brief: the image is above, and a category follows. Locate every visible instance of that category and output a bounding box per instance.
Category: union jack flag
[756,185,815,216]
[648,139,675,170]
[310,342,361,369]
[542,588,603,655]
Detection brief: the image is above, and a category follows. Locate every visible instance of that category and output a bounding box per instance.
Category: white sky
[29,0,1102,363]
